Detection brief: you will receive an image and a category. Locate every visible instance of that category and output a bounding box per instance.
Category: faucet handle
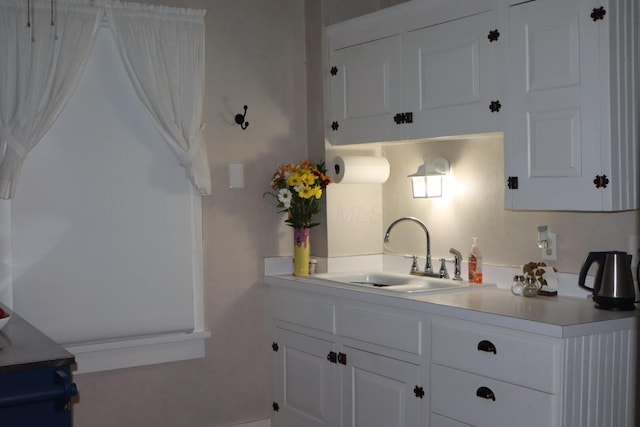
[448,248,463,281]
[410,255,420,274]
[439,258,450,279]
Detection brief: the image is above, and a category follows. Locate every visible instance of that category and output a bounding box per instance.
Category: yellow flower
[312,186,322,199]
[301,172,316,186]
[298,185,315,199]
[286,172,302,187]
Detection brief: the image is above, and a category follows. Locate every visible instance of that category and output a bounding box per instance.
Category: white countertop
[264,274,640,338]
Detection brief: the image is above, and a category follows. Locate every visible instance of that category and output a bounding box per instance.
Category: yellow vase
[293,228,310,276]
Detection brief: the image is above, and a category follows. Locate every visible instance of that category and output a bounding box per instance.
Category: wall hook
[235,105,249,130]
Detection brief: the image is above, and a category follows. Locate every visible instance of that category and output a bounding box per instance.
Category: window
[10,26,207,373]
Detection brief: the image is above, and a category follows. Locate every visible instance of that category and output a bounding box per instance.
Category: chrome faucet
[384,217,438,277]
[449,248,463,281]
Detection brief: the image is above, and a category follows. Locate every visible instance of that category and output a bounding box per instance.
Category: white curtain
[0,0,101,199]
[106,4,211,196]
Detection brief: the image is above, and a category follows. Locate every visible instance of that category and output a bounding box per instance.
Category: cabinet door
[328,35,403,145]
[404,11,500,140]
[272,328,339,427]
[341,346,423,427]
[505,0,603,210]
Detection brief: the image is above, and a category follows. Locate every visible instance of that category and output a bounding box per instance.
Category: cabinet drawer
[272,290,336,334]
[338,304,422,356]
[431,318,559,393]
[431,365,557,427]
[430,413,472,427]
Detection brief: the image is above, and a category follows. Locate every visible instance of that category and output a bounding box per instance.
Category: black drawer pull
[476,386,496,401]
[477,340,497,354]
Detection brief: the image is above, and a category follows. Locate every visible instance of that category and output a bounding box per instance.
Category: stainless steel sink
[309,271,470,293]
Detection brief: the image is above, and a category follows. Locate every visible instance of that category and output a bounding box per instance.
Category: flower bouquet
[266,160,332,275]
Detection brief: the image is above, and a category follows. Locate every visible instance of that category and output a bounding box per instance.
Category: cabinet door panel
[505,0,602,210]
[339,304,423,358]
[341,346,422,427]
[404,11,499,139]
[272,290,335,334]
[272,328,338,427]
[329,36,403,145]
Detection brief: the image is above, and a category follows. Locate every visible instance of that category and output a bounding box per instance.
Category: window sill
[66,329,211,374]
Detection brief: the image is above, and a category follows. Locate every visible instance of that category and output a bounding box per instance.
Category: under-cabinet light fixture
[408,156,450,198]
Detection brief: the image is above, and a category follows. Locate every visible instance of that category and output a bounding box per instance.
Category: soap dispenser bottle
[468,237,483,284]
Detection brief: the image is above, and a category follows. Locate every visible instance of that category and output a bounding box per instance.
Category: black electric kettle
[578,251,636,311]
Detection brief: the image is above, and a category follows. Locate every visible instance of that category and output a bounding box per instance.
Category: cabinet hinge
[489,100,502,113]
[507,176,518,190]
[488,29,500,42]
[331,121,339,131]
[337,352,347,365]
[413,386,425,399]
[272,342,279,352]
[272,401,280,412]
[393,112,413,125]
[330,66,338,76]
[594,174,609,189]
[327,351,337,364]
[591,6,606,21]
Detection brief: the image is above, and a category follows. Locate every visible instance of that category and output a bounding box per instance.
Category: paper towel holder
[408,156,449,198]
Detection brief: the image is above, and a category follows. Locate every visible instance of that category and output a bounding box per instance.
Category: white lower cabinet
[431,365,557,427]
[430,413,472,427]
[430,317,560,426]
[272,327,339,427]
[341,346,422,427]
[269,286,637,427]
[270,288,426,427]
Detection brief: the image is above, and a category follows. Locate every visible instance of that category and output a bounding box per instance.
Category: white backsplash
[263,255,594,300]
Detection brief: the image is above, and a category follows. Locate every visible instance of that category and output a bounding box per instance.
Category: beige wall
[328,138,640,272]
[73,1,409,426]
[73,0,308,426]
[379,137,639,274]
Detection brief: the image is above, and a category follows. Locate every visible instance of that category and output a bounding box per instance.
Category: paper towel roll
[330,156,390,184]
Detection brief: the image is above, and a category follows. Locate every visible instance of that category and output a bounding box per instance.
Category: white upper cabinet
[403,11,500,140]
[326,0,501,145]
[504,0,639,211]
[329,34,403,144]
[324,0,638,211]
